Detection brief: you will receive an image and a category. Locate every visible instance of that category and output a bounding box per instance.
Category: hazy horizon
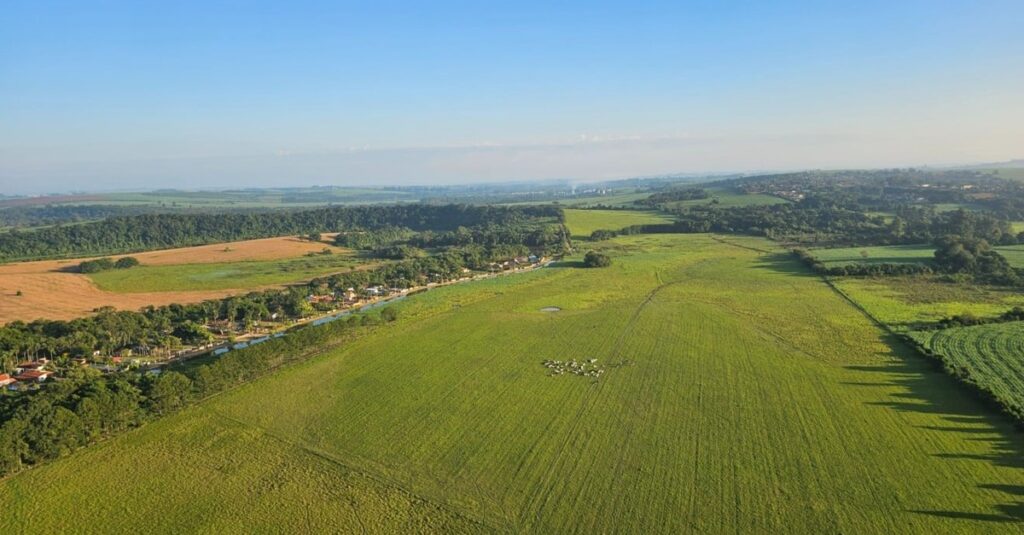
[3,1,1023,194]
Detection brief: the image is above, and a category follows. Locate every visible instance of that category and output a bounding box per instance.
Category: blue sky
[2,1,1022,193]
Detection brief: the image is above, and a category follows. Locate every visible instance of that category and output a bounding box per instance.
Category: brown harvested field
[98,233,345,266]
[0,235,346,324]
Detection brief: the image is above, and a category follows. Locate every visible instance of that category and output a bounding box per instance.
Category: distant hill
[958,159,1024,170]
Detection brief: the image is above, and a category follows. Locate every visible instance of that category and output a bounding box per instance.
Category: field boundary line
[708,234,776,254]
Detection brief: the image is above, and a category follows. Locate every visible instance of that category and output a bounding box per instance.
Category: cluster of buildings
[306,285,408,307]
[489,255,540,271]
[1,359,56,391]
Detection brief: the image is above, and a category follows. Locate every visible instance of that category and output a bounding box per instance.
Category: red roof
[0,373,13,383]
[15,370,51,381]
[17,361,42,369]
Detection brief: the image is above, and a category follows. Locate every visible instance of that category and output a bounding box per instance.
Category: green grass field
[909,322,1024,419]
[667,187,789,209]
[994,244,1024,268]
[812,244,935,267]
[87,253,371,292]
[831,277,1024,329]
[562,208,674,237]
[560,190,653,207]
[3,234,1022,532]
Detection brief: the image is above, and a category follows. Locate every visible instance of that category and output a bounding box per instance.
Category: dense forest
[0,204,563,261]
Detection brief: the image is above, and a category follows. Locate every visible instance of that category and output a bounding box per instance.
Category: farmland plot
[2,234,1022,533]
[910,322,1024,418]
[562,208,673,238]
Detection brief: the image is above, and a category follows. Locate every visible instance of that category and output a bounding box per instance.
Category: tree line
[634,187,709,207]
[78,256,139,273]
[585,204,1015,249]
[0,204,564,262]
[790,235,1020,285]
[0,308,390,477]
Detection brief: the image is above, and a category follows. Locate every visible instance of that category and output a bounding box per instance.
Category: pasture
[811,244,935,267]
[909,322,1024,419]
[831,276,1024,329]
[994,244,1024,268]
[562,208,673,238]
[3,234,1022,532]
[560,190,652,207]
[667,187,788,209]
[88,252,368,293]
[0,235,351,323]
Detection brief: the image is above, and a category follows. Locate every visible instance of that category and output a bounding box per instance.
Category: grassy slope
[87,253,369,292]
[562,209,674,237]
[909,322,1024,417]
[3,234,1023,532]
[812,244,935,267]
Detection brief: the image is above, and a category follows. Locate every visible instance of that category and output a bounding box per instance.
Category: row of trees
[790,235,1020,285]
[791,249,934,277]
[0,286,317,372]
[78,256,139,273]
[634,187,709,207]
[0,204,564,261]
[650,204,1017,248]
[0,308,390,477]
[931,307,1024,330]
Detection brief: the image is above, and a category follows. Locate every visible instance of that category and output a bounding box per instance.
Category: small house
[14,361,44,374]
[15,369,52,383]
[0,374,16,387]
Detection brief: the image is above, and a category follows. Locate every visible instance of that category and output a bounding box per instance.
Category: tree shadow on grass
[754,247,1024,522]
[845,336,1024,523]
[546,260,586,269]
[751,252,821,276]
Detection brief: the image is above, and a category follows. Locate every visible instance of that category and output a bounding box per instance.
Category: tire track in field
[208,409,507,533]
[708,234,776,254]
[520,270,683,531]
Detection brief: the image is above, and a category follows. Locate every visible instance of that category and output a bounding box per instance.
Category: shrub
[381,307,399,323]
[583,251,612,268]
[114,257,139,269]
[78,257,115,273]
[589,229,618,241]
